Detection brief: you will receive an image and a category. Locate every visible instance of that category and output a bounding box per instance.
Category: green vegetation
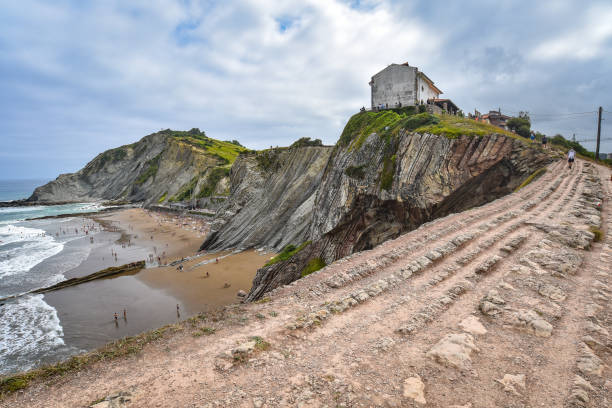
[264,241,311,266]
[0,325,178,398]
[158,192,167,203]
[514,168,547,192]
[97,147,128,168]
[301,257,326,277]
[290,137,323,148]
[224,139,244,147]
[506,112,531,138]
[169,176,199,202]
[161,128,246,164]
[589,226,603,242]
[345,164,366,179]
[135,153,162,185]
[414,114,516,139]
[192,327,216,337]
[255,148,286,172]
[380,154,397,191]
[197,167,230,198]
[250,336,271,351]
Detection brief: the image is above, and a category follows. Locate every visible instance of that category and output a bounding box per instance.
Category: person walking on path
[567,148,576,169]
[530,131,536,143]
[541,135,547,149]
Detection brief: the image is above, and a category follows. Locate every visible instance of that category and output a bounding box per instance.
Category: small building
[369,63,442,109]
[476,110,511,130]
[607,153,612,160]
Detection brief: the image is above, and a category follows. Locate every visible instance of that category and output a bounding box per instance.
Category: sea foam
[0,294,71,375]
[0,225,64,279]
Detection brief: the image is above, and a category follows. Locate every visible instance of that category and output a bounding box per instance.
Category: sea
[0,179,103,375]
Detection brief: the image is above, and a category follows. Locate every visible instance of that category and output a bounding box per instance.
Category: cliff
[200,145,334,250]
[199,110,552,301]
[28,129,246,205]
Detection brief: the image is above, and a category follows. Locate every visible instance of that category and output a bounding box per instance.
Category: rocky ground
[4,159,611,408]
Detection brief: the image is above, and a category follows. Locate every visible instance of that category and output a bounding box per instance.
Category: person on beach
[567,148,576,169]
[114,312,118,321]
[123,309,127,320]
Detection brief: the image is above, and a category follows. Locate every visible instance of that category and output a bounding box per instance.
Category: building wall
[416,75,440,105]
[370,64,417,108]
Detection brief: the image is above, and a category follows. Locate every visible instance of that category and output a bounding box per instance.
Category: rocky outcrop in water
[28,129,245,205]
[203,111,552,301]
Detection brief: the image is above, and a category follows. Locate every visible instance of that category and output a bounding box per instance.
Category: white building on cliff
[369,62,442,109]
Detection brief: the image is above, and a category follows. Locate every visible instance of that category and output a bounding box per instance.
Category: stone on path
[403,375,426,404]
[458,316,487,336]
[495,373,526,396]
[426,333,479,369]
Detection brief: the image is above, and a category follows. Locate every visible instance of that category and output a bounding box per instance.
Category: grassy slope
[157,130,246,202]
[338,110,521,151]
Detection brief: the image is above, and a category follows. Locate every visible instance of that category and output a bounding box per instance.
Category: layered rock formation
[200,111,552,301]
[200,146,333,250]
[28,129,245,205]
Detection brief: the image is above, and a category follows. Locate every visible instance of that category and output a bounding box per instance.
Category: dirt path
[3,160,611,408]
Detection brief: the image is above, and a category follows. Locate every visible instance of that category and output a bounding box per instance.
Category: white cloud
[530,5,612,60]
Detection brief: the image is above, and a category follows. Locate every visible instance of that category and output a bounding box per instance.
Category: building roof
[430,98,458,111]
[417,72,443,95]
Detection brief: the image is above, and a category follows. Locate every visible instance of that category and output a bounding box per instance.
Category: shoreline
[0,206,271,379]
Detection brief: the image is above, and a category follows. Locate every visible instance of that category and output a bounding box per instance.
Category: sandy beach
[4,207,272,374]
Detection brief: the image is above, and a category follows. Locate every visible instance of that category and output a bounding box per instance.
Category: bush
[290,137,323,148]
[301,258,326,277]
[265,241,311,266]
[589,226,603,242]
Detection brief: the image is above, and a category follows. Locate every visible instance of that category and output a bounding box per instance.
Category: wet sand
[41,208,272,360]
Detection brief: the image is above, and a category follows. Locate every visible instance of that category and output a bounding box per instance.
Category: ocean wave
[0,225,64,279]
[0,294,72,375]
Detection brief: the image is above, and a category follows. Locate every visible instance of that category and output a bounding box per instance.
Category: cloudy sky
[1,0,611,179]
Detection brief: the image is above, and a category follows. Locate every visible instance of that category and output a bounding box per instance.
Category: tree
[506,112,531,138]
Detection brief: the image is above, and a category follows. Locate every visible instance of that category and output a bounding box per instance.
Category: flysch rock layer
[5,159,611,408]
[237,130,550,301]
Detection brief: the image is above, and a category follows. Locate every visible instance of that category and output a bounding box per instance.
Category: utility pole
[572,133,576,143]
[595,106,602,161]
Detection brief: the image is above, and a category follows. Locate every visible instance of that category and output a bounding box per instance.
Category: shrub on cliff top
[265,241,311,266]
[290,137,323,148]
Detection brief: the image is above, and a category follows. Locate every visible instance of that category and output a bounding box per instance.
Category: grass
[589,226,603,242]
[264,241,311,266]
[250,336,271,352]
[196,167,230,198]
[134,153,162,185]
[414,114,517,139]
[158,191,167,203]
[380,154,397,191]
[169,176,199,202]
[161,129,247,164]
[514,168,547,192]
[0,325,179,398]
[192,327,216,337]
[254,297,271,304]
[301,257,326,277]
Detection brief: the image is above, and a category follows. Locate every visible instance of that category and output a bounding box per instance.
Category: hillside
[201,110,552,301]
[3,159,610,407]
[27,129,246,205]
